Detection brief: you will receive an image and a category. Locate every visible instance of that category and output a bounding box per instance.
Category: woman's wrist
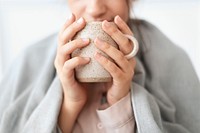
[107,89,130,106]
[63,92,86,112]
[58,94,85,133]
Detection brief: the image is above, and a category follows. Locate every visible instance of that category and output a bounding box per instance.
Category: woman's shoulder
[1,32,59,90]
[129,19,198,81]
[129,18,188,60]
[129,19,159,32]
[0,32,60,126]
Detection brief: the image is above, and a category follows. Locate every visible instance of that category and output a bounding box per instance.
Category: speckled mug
[71,21,118,82]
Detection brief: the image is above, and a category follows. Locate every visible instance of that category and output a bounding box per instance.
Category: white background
[0,0,199,80]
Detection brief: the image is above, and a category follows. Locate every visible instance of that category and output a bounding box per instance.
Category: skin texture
[54,0,136,132]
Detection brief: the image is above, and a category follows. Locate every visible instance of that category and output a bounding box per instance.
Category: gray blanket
[0,20,200,133]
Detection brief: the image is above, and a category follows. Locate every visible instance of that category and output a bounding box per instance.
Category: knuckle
[128,40,133,50]
[67,27,75,36]
[117,52,125,61]
[54,59,58,69]
[123,38,130,46]
[73,39,83,46]
[63,61,71,70]
[60,46,66,56]
[115,70,123,79]
[108,62,118,73]
[54,59,63,74]
[73,57,83,66]
[121,39,132,55]
[109,26,118,35]
[130,58,136,67]
[102,42,111,50]
[126,65,135,77]
[100,55,109,64]
[59,34,66,43]
[128,66,134,75]
[74,57,81,63]
[70,22,83,32]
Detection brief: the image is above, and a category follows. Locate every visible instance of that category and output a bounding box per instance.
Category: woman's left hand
[94,16,136,106]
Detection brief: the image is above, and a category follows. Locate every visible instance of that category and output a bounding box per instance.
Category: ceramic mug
[71,21,139,82]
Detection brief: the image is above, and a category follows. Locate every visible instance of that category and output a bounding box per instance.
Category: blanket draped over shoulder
[0,20,200,133]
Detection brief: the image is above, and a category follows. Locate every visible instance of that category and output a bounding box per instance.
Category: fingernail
[82,38,89,43]
[94,52,101,58]
[104,20,110,27]
[116,15,122,22]
[85,57,91,61]
[95,38,103,45]
[67,13,73,20]
[77,17,84,24]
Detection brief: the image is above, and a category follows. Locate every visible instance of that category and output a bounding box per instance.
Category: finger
[59,13,76,36]
[102,20,132,55]
[59,17,86,46]
[127,58,136,76]
[58,38,90,66]
[94,38,129,72]
[130,58,136,70]
[114,15,133,35]
[63,57,90,79]
[94,52,123,81]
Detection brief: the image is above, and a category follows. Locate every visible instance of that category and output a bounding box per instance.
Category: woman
[0,0,199,133]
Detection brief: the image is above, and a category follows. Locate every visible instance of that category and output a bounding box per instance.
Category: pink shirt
[58,93,135,133]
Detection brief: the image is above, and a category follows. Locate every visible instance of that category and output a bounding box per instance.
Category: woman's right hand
[55,14,90,133]
[54,14,90,110]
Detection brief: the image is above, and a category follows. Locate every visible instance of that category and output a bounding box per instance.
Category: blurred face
[67,0,129,22]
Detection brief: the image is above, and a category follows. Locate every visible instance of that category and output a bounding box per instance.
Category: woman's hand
[94,15,136,106]
[54,14,90,133]
[55,14,90,107]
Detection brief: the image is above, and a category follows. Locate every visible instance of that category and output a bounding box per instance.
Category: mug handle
[124,34,139,59]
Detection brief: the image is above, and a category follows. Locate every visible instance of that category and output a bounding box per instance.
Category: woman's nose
[86,0,106,19]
